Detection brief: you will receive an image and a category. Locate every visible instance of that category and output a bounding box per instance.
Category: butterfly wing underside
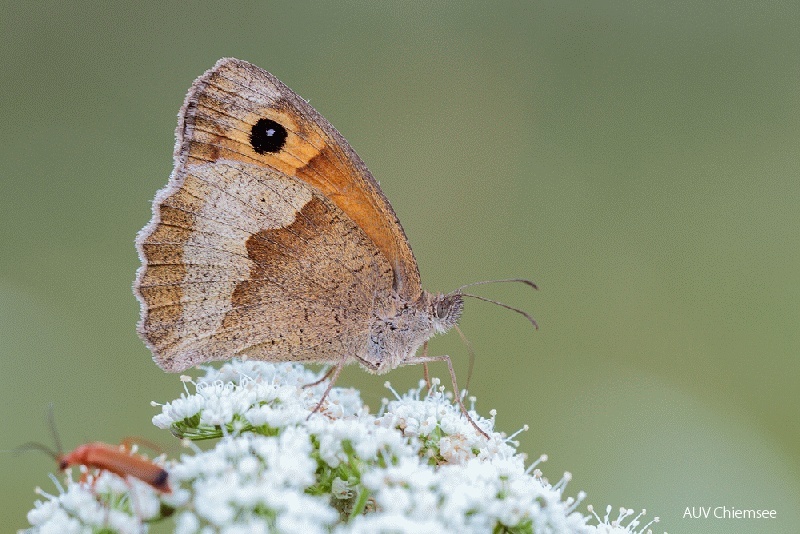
[135,58,417,372]
[177,57,419,296]
[136,160,395,372]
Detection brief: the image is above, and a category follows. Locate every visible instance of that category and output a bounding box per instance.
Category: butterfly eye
[250,118,288,154]
[434,300,448,319]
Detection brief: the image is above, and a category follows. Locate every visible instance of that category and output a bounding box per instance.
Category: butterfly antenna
[453,324,475,391]
[459,293,539,329]
[456,278,538,293]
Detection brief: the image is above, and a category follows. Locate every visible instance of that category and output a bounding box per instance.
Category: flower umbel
[23,360,661,533]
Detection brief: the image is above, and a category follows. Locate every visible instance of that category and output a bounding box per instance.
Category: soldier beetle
[17,406,171,493]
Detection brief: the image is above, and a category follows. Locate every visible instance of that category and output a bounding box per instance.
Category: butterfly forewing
[175,58,420,298]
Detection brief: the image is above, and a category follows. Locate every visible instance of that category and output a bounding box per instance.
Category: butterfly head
[428,291,464,334]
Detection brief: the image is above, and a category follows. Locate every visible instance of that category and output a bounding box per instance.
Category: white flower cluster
[23,470,162,533]
[22,360,661,533]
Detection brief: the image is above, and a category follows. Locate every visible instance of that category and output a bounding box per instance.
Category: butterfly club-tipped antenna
[455,278,539,330]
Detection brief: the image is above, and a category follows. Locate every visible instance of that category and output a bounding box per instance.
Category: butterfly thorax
[360,291,463,374]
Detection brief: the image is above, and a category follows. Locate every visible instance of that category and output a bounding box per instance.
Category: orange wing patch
[175,58,421,299]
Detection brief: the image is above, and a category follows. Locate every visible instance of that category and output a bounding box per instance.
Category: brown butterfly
[134,58,535,437]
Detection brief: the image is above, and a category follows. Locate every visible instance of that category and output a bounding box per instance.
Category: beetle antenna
[13,441,59,460]
[46,403,64,457]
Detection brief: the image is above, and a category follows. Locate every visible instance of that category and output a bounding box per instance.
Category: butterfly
[134,58,535,437]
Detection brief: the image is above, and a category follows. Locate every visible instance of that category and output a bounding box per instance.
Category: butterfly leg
[307,357,346,419]
[402,354,489,440]
[421,341,431,390]
[303,365,336,389]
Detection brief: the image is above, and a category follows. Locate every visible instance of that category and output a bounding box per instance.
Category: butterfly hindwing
[136,161,394,372]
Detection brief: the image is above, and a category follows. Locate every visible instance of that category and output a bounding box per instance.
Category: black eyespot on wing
[250,118,288,154]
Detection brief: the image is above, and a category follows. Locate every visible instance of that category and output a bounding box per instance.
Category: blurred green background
[2,1,798,532]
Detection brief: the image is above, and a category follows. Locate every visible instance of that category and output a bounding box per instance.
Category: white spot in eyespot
[266,128,276,137]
